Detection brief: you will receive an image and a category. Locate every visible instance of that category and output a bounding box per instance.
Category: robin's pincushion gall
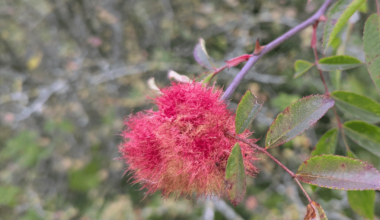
[120,82,258,198]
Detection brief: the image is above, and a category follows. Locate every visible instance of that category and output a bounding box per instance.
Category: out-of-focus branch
[221,0,334,100]
[210,196,243,220]
[202,199,215,220]
[15,80,68,122]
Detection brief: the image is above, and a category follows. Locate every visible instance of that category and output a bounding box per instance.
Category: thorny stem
[221,0,334,101]
[218,0,338,206]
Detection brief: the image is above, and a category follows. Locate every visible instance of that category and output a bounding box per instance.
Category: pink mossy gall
[120,81,258,198]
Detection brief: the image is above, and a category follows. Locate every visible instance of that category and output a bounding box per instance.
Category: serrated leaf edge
[235,90,262,134]
[331,92,380,123]
[363,14,380,95]
[296,155,380,191]
[324,0,366,52]
[266,94,334,148]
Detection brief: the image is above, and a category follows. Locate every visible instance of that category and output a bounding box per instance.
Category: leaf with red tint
[225,54,253,68]
[265,95,334,149]
[304,201,327,220]
[193,38,215,70]
[225,143,246,206]
[296,155,380,190]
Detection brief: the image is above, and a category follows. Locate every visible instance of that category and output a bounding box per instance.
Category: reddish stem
[228,132,316,203]
[228,132,295,177]
[311,23,329,95]
[376,0,380,15]
[311,22,351,152]
[294,178,312,203]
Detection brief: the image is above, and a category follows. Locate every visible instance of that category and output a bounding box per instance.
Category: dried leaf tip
[253,39,265,55]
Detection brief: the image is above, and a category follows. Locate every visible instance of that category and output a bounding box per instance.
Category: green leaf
[358,1,368,13]
[225,143,246,206]
[265,95,334,149]
[201,72,215,85]
[363,14,380,95]
[330,71,341,90]
[323,0,366,52]
[193,38,215,70]
[347,150,357,159]
[311,128,338,156]
[343,121,380,157]
[304,201,328,220]
[331,37,342,50]
[347,190,375,220]
[270,93,301,111]
[293,60,314,79]
[235,91,263,134]
[0,131,46,167]
[318,55,362,71]
[0,186,20,207]
[20,210,44,220]
[296,155,380,190]
[331,91,380,123]
[69,162,101,192]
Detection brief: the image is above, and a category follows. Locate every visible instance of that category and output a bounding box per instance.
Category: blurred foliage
[0,0,379,219]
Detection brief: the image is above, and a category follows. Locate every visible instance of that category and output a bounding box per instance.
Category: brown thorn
[253,38,265,55]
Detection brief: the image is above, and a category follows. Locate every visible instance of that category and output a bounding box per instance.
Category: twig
[210,196,244,220]
[221,0,334,101]
[294,178,312,203]
[311,21,351,152]
[311,22,329,95]
[15,80,68,122]
[228,133,316,209]
[202,198,215,220]
[228,132,295,178]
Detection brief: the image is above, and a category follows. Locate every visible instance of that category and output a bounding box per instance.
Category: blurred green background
[0,0,379,219]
